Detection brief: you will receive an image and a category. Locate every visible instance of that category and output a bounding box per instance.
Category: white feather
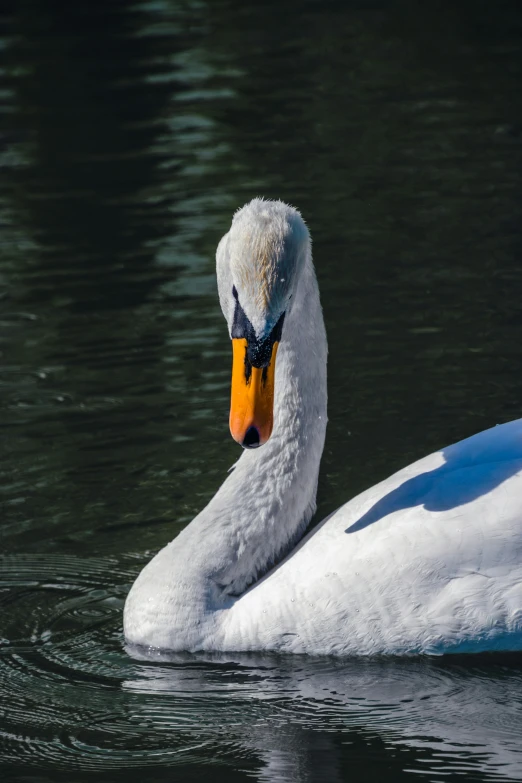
[124,200,522,655]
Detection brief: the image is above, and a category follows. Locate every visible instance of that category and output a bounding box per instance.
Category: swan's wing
[222,418,522,654]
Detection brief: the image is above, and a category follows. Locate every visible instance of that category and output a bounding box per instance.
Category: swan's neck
[202,260,328,595]
[124,260,327,649]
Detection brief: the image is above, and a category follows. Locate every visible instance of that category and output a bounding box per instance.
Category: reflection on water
[2,553,522,782]
[2,554,522,781]
[1,0,522,780]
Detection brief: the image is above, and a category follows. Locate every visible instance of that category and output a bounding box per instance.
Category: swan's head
[216,198,310,448]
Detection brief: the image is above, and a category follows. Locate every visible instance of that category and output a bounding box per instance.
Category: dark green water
[1,0,522,780]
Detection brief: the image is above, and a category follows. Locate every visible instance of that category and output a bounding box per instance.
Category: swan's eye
[230,283,285,368]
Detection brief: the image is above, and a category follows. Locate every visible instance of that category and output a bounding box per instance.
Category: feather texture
[124,200,522,656]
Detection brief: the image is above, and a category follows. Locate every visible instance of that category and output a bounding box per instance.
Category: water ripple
[2,0,522,779]
[1,557,522,780]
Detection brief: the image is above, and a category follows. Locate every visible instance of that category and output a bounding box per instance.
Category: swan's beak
[230,338,279,448]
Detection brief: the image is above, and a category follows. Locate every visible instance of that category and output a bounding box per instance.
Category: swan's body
[124,199,522,655]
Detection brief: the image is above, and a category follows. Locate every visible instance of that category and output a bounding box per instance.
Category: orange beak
[229,338,279,447]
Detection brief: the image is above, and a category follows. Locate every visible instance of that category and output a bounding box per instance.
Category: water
[1,0,522,779]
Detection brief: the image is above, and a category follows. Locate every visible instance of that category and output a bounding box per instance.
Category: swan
[124,198,522,655]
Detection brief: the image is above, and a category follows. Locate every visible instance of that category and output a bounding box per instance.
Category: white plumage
[124,199,522,655]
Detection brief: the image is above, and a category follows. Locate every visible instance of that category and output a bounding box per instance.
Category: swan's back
[221,419,522,655]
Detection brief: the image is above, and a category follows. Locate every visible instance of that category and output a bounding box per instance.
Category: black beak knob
[243,426,261,449]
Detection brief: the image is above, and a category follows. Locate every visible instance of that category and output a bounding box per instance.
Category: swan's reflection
[124,648,522,781]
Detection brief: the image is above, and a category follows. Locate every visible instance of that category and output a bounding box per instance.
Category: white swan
[124,198,522,655]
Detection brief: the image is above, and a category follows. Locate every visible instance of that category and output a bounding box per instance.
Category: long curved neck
[179,259,327,597]
[124,258,327,650]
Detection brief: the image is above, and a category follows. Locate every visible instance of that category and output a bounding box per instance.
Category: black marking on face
[231,288,256,345]
[244,344,252,385]
[231,288,285,373]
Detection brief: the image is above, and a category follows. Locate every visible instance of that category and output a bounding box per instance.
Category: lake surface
[1,0,522,780]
